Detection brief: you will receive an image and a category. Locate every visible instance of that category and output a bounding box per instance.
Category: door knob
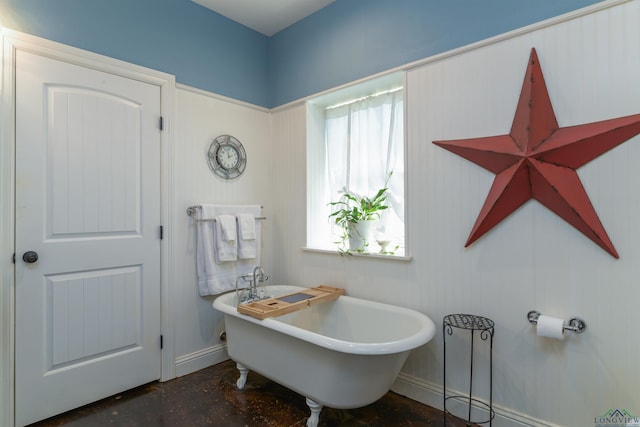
[22,251,39,263]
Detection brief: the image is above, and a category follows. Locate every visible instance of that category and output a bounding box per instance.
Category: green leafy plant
[328,173,391,253]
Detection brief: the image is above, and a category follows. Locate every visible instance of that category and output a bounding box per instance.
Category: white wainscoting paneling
[171,85,272,376]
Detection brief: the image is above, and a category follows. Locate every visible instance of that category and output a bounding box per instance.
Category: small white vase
[348,220,374,252]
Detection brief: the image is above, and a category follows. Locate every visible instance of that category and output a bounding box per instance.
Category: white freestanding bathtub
[213,285,436,427]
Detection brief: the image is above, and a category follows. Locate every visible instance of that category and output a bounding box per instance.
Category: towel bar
[187,205,266,222]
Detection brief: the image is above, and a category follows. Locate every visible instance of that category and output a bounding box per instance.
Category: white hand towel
[215,215,237,262]
[217,215,237,242]
[237,213,256,259]
[237,213,256,239]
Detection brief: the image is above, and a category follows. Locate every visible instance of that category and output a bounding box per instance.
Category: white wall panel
[271,1,640,426]
[270,104,307,280]
[171,87,273,372]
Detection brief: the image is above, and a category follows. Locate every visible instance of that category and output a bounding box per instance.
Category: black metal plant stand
[443,314,495,426]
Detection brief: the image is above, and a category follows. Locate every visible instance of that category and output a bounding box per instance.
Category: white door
[14,50,162,426]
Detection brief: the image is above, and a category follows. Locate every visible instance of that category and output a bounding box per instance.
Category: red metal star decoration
[433,48,640,258]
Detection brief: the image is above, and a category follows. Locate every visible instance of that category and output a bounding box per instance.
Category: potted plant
[328,175,391,253]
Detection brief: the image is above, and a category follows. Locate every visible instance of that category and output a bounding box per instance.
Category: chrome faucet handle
[238,288,252,304]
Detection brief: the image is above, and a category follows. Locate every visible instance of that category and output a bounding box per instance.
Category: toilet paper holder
[527,310,586,333]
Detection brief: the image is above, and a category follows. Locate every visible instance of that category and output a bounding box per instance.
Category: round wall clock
[207,135,247,179]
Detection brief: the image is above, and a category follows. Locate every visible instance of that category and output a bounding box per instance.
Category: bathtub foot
[235,362,249,390]
[305,398,323,427]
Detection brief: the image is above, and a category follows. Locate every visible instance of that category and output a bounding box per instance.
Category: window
[307,72,406,256]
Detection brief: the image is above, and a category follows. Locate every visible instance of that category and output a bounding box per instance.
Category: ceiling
[192,0,335,36]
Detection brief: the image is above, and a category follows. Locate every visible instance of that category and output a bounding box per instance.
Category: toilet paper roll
[536,315,565,340]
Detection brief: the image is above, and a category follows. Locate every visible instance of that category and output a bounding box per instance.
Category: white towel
[196,204,262,296]
[215,215,237,262]
[237,213,256,259]
[218,215,237,241]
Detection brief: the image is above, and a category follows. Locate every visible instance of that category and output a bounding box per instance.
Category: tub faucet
[235,274,253,305]
[251,266,268,300]
[235,267,269,305]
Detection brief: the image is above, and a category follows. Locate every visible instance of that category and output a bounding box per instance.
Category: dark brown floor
[30,359,471,427]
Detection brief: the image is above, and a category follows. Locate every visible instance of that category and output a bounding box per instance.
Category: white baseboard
[174,344,229,378]
[392,372,559,427]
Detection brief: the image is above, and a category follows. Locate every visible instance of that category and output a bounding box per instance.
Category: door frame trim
[0,28,176,427]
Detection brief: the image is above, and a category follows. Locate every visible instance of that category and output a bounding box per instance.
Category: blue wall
[268,0,603,107]
[0,0,602,108]
[0,0,270,106]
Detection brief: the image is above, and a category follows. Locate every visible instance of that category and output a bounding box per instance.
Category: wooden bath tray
[237,285,345,320]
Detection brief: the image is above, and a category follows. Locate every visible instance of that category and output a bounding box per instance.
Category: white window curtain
[324,89,404,251]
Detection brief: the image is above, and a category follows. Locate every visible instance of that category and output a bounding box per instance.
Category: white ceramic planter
[348,220,374,252]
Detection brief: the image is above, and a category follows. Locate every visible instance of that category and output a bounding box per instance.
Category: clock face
[217,145,239,170]
[207,135,246,179]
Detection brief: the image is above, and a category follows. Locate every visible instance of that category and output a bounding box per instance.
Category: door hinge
[159,116,164,131]
[12,253,16,264]
[160,335,164,349]
[160,225,164,240]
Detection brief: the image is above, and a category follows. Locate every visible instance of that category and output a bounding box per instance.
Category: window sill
[302,247,412,262]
